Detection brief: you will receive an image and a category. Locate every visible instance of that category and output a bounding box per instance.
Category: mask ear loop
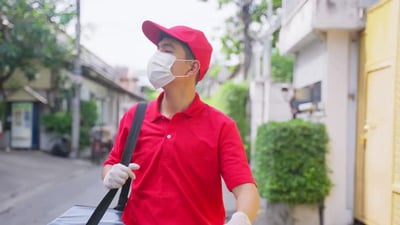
[172,59,200,78]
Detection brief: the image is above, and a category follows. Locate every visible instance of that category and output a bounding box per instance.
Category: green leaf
[253,119,332,204]
[0,0,75,95]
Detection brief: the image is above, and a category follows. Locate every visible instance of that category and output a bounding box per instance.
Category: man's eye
[159,48,173,54]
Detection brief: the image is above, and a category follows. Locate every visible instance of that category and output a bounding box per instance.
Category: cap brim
[142,20,171,46]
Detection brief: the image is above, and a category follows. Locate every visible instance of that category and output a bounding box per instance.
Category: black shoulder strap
[86,101,147,225]
[114,101,147,210]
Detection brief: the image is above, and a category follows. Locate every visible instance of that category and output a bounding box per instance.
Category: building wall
[388,0,400,223]
[395,0,400,215]
[278,0,382,223]
[323,31,354,225]
[279,0,315,55]
[293,39,326,88]
[81,78,122,130]
[356,0,400,223]
[279,0,365,55]
[279,2,361,224]
[266,83,292,121]
[313,0,365,30]
[81,79,109,100]
[390,0,400,222]
[4,64,52,90]
[291,30,356,225]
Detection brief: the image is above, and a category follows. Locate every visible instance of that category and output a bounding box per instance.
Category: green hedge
[253,119,332,204]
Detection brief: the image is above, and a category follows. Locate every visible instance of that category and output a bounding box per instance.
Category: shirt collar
[147,92,205,122]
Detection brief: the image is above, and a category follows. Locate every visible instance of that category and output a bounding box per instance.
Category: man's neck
[160,87,196,119]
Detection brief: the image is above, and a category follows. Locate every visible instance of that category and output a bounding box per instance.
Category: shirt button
[166,134,172,139]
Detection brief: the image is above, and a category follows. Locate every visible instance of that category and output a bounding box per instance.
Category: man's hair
[159,32,200,83]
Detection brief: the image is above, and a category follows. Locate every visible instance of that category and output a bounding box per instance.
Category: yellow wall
[4,63,53,90]
[357,0,400,224]
[394,0,400,223]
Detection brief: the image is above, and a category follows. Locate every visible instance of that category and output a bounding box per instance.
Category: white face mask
[146,51,196,89]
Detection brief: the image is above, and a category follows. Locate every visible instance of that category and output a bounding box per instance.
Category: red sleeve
[219,120,256,191]
[103,104,138,166]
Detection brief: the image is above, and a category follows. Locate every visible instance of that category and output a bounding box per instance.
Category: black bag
[48,205,123,225]
[48,102,147,225]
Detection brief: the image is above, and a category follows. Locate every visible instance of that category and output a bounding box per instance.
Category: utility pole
[70,0,81,158]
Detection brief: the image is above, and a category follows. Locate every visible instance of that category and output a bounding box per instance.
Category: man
[102,20,260,225]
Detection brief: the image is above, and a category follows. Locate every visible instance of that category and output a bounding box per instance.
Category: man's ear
[190,60,200,74]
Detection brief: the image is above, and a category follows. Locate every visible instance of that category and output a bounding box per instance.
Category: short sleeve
[219,120,256,191]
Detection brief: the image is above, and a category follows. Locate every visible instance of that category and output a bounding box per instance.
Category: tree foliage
[200,0,282,80]
[271,48,293,82]
[0,0,75,98]
[254,119,332,204]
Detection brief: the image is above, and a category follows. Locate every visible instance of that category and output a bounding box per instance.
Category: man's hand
[103,163,140,189]
[225,211,252,225]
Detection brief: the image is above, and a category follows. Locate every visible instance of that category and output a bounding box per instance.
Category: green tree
[0,0,75,99]
[271,48,294,82]
[199,0,282,80]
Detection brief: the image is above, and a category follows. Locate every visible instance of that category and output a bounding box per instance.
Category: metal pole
[70,0,81,158]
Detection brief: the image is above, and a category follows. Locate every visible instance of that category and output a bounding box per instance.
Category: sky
[78,0,234,71]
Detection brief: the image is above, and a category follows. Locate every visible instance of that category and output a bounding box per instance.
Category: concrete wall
[265,83,292,122]
[313,0,365,30]
[323,31,354,225]
[279,0,316,55]
[293,39,326,88]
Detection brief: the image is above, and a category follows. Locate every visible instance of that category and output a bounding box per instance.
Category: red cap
[142,20,213,81]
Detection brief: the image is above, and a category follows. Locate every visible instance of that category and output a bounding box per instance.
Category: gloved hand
[103,163,140,189]
[225,211,251,225]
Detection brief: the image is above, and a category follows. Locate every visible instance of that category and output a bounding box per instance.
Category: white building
[278,0,367,224]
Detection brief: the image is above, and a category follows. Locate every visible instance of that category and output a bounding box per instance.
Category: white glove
[225,211,252,225]
[103,163,140,189]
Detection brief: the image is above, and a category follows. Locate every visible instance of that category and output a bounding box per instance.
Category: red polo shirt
[104,92,255,225]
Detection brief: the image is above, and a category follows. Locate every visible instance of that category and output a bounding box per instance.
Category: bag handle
[86,101,147,225]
